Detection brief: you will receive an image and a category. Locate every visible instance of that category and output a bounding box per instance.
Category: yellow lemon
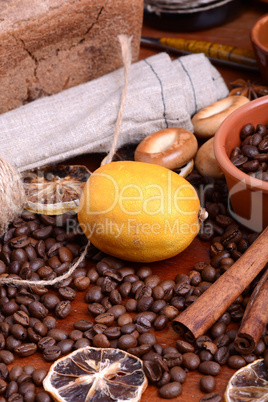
[78,161,202,263]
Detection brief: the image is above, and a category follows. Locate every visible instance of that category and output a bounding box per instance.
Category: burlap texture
[0,52,228,172]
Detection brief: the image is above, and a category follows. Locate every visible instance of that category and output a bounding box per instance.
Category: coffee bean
[196,336,212,349]
[240,123,255,139]
[74,338,91,349]
[152,286,165,300]
[107,305,126,319]
[153,315,168,331]
[47,329,68,341]
[86,284,106,303]
[199,392,222,402]
[9,235,30,249]
[137,296,154,312]
[68,330,83,341]
[13,310,30,327]
[169,366,186,383]
[73,276,90,291]
[58,287,76,301]
[73,320,93,332]
[32,368,48,386]
[5,335,21,351]
[0,350,14,365]
[92,333,110,348]
[176,340,195,354]
[128,344,152,357]
[135,285,152,300]
[7,393,24,402]
[0,378,7,394]
[227,355,246,369]
[136,266,152,280]
[211,250,230,268]
[159,382,182,399]
[35,391,52,402]
[163,353,182,368]
[144,360,162,382]
[6,380,18,398]
[131,280,144,296]
[117,313,132,327]
[123,273,139,284]
[101,297,112,311]
[11,324,27,340]
[28,301,48,319]
[103,326,121,340]
[41,293,60,311]
[0,334,4,351]
[144,275,161,288]
[210,322,226,339]
[33,225,53,240]
[55,301,71,319]
[151,300,167,314]
[254,340,266,355]
[135,312,156,323]
[138,333,156,346]
[214,346,229,365]
[170,296,185,311]
[88,303,106,317]
[14,343,37,357]
[43,316,57,331]
[155,371,171,388]
[200,375,216,393]
[0,300,18,316]
[182,352,200,370]
[8,364,23,381]
[95,312,115,327]
[43,345,61,361]
[118,335,137,350]
[198,361,221,376]
[119,282,131,298]
[161,305,178,320]
[101,277,117,294]
[93,324,107,334]
[57,339,74,354]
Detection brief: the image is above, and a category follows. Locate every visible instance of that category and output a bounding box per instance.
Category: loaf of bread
[0,0,144,114]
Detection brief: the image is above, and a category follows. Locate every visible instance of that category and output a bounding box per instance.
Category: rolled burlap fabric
[0,52,228,172]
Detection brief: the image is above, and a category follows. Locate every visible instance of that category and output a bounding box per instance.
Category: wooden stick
[234,266,268,354]
[172,226,268,341]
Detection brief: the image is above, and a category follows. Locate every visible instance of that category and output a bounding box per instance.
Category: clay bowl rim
[214,95,268,193]
[250,13,268,54]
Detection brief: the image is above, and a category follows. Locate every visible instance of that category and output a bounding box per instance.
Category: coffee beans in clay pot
[0,170,266,401]
[230,122,268,181]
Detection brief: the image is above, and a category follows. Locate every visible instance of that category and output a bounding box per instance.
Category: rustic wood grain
[8,3,268,401]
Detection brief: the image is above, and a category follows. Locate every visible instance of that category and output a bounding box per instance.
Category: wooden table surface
[9,1,268,401]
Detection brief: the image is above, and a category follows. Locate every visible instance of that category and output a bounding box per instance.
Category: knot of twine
[0,34,132,289]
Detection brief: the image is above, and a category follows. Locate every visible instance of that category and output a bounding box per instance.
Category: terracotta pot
[251,14,268,84]
[214,96,268,233]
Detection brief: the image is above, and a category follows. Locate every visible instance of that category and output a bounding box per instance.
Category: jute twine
[0,34,132,289]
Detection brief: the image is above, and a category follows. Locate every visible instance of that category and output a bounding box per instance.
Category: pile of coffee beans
[0,363,51,401]
[230,122,268,181]
[0,170,266,401]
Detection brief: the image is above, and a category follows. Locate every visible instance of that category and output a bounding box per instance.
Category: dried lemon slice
[43,346,148,402]
[224,359,268,401]
[22,165,91,215]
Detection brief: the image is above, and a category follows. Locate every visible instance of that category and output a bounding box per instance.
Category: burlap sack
[0,52,228,172]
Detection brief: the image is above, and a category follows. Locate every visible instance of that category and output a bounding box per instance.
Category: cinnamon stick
[234,266,268,354]
[172,226,268,341]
